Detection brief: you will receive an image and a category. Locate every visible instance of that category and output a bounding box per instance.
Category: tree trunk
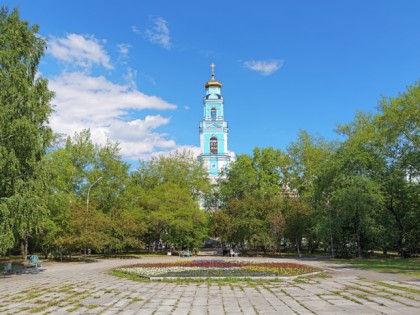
[20,229,30,262]
[356,231,362,258]
[388,198,405,255]
[295,239,302,258]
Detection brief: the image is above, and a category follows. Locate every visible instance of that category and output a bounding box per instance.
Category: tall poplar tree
[0,7,54,257]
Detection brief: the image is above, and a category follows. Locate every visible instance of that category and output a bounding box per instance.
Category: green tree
[327,82,420,257]
[329,174,383,258]
[286,130,335,253]
[214,147,286,250]
[315,114,385,258]
[0,7,54,258]
[218,154,256,202]
[219,147,285,201]
[134,150,210,200]
[374,82,420,255]
[133,182,208,251]
[282,196,311,257]
[131,152,210,251]
[41,130,138,257]
[286,130,335,197]
[40,131,94,258]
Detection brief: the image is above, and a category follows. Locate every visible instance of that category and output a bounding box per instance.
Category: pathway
[1,256,419,314]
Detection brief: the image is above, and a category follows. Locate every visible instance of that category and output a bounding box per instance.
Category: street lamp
[84,176,103,256]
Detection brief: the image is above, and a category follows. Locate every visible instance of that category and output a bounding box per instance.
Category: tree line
[210,97,419,258]
[1,7,418,260]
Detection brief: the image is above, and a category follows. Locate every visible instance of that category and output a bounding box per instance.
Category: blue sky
[7,0,420,164]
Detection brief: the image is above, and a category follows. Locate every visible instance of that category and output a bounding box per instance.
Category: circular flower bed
[117,260,319,279]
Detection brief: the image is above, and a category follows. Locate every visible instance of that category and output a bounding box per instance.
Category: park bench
[3,262,12,276]
[178,250,192,257]
[2,259,41,275]
[223,248,242,257]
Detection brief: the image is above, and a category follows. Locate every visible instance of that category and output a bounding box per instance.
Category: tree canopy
[1,6,418,260]
[0,7,54,258]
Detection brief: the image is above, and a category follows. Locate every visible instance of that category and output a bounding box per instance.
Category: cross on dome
[205,62,222,88]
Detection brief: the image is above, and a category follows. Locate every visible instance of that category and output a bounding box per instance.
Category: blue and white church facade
[198,64,233,182]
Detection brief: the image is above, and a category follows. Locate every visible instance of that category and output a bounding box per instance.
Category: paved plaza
[1,256,419,314]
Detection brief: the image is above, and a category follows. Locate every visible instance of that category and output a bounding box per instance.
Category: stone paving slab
[1,256,419,314]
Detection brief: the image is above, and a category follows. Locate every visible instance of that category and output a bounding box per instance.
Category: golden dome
[205,75,222,88]
[205,63,222,88]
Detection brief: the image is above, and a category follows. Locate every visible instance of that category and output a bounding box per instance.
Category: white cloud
[123,67,137,90]
[48,72,178,160]
[131,25,141,34]
[118,43,131,57]
[243,59,284,76]
[117,43,131,65]
[108,117,177,160]
[48,34,113,69]
[144,16,171,50]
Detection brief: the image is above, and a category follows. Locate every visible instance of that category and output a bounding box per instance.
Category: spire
[205,63,222,88]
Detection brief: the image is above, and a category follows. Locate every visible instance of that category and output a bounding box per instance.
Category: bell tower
[198,64,231,182]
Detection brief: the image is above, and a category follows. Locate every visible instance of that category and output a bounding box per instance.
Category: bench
[3,260,41,275]
[223,249,241,257]
[3,262,12,276]
[27,255,42,269]
[178,250,192,257]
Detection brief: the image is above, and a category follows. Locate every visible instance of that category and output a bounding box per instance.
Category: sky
[6,0,420,165]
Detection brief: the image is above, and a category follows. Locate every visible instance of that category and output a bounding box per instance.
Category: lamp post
[84,176,103,256]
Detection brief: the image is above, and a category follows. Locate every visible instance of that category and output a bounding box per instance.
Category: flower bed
[117,260,319,279]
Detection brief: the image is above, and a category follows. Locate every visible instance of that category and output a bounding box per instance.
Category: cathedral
[198,64,232,182]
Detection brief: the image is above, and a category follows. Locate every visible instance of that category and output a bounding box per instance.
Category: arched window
[210,136,218,154]
[211,107,217,120]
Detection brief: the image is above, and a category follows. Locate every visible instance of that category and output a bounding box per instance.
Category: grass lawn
[326,256,420,277]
